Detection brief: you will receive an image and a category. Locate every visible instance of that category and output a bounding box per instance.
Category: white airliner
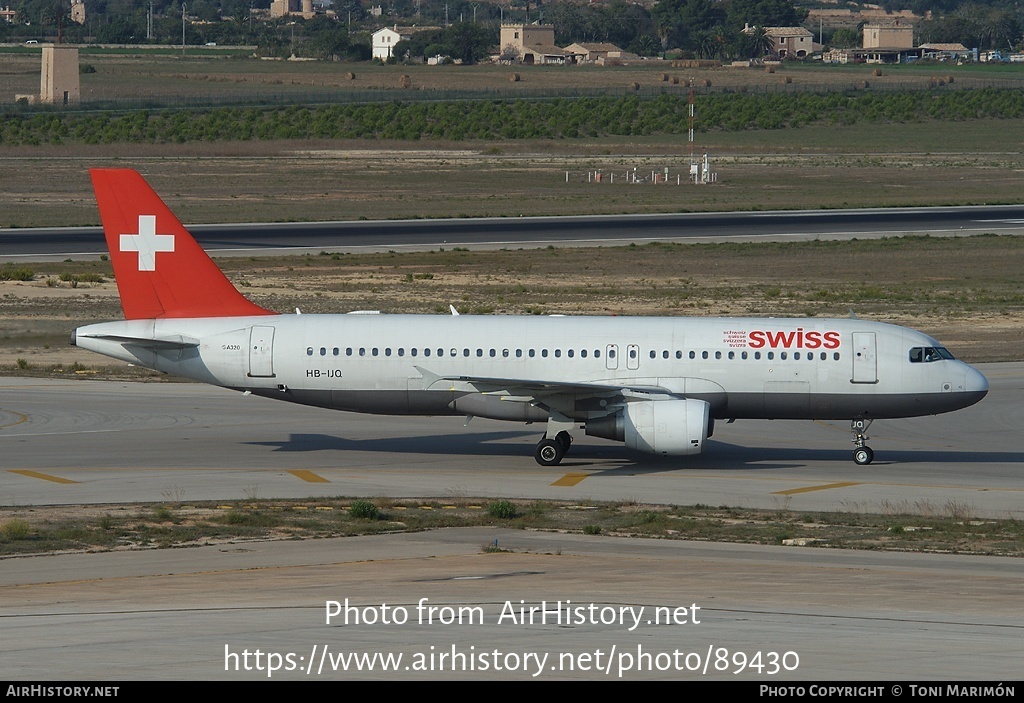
[73,169,989,466]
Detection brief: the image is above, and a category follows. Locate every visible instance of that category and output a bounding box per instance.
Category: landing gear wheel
[852,446,874,465]
[555,430,573,452]
[535,438,565,466]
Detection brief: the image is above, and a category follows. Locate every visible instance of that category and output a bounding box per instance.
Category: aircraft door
[851,332,877,384]
[627,344,640,370]
[248,325,276,378]
[606,344,618,370]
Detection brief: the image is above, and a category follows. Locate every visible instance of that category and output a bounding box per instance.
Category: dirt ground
[3,235,1022,377]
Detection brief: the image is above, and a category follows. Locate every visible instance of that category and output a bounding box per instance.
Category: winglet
[90,169,274,320]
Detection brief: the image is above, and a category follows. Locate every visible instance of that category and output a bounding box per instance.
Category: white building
[372,26,439,60]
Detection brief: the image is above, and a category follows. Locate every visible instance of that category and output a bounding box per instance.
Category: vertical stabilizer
[90,168,274,320]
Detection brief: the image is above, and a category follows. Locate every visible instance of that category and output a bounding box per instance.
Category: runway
[2,363,1021,516]
[4,205,1024,261]
[1,367,1022,680]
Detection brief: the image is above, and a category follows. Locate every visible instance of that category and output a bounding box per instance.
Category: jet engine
[586,398,711,455]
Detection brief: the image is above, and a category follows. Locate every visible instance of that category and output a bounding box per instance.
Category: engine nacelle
[586,399,710,456]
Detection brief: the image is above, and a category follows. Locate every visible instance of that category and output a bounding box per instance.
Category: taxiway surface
[2,528,1022,680]
[2,363,1021,516]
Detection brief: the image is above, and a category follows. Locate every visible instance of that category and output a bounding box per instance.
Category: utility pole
[181,3,186,55]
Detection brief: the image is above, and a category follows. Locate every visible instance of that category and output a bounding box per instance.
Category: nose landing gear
[851,419,874,465]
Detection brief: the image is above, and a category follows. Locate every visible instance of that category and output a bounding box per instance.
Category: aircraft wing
[414,366,674,398]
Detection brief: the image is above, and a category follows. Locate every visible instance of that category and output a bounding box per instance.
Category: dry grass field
[3,52,1024,104]
[2,124,1024,227]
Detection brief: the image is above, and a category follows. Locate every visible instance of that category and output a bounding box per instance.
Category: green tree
[725,0,808,28]
[441,21,495,64]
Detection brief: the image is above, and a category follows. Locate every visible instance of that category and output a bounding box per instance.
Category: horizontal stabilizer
[75,332,200,350]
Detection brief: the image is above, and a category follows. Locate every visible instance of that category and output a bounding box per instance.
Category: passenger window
[780,352,787,360]
[715,351,721,359]
[476,349,483,357]
[346,348,353,356]
[515,349,522,358]
[767,352,774,360]
[555,349,561,358]
[306,347,313,356]
[320,347,327,356]
[542,349,548,358]
[728,351,735,360]
[689,351,695,359]
[385,348,391,356]
[701,351,708,359]
[794,352,800,360]
[833,352,840,361]
[754,352,761,360]
[359,348,366,356]
[595,350,600,358]
[676,351,682,359]
[489,349,496,357]
[372,348,379,356]
[663,350,669,359]
[529,349,535,358]
[567,349,574,358]
[411,348,417,357]
[608,349,615,359]
[580,349,587,358]
[398,348,405,357]
[742,351,748,360]
[649,350,656,359]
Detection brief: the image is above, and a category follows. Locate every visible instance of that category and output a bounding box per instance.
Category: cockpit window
[909,346,955,363]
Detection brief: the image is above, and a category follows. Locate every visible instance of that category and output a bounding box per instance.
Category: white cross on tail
[120,215,174,272]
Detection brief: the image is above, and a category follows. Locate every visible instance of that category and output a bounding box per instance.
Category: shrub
[0,266,33,281]
[1,519,31,540]
[488,500,517,519]
[349,500,380,520]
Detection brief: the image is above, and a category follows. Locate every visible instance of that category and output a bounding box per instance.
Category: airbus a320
[73,169,989,466]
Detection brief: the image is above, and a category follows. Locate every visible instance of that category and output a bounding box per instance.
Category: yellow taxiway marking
[773,482,862,496]
[288,469,330,483]
[0,410,28,430]
[8,469,79,485]
[552,472,590,487]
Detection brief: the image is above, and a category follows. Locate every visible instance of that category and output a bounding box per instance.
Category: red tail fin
[90,169,274,320]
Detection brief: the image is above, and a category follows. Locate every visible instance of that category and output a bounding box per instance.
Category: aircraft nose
[966,366,989,396]
[959,365,989,409]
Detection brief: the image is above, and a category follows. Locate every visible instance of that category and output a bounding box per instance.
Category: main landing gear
[535,430,572,466]
[851,419,874,465]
